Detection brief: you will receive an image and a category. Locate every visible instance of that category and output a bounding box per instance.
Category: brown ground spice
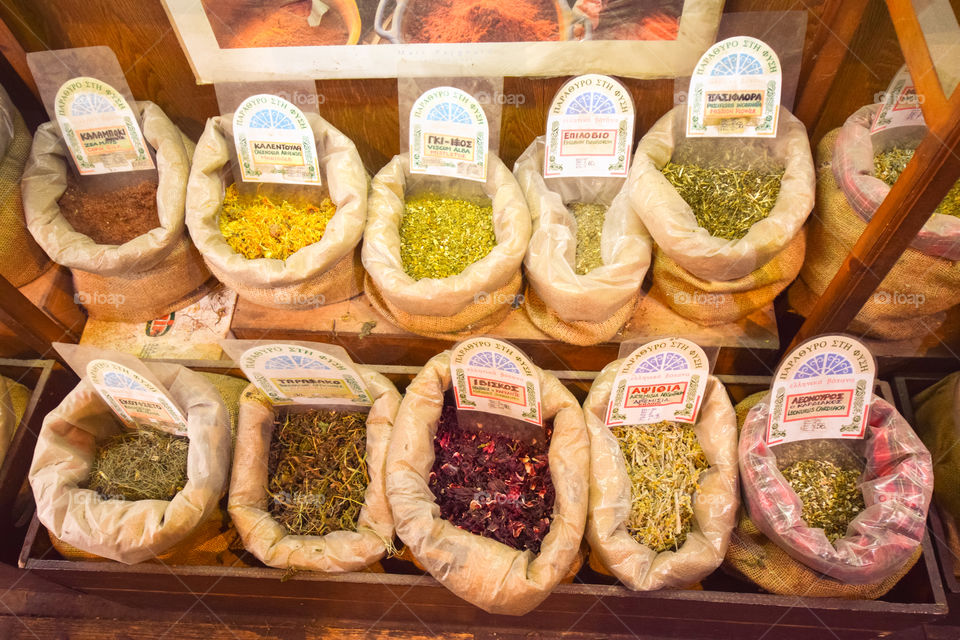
[58,173,160,245]
[404,0,560,43]
[205,0,349,48]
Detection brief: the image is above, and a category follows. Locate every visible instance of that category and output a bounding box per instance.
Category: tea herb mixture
[429,403,554,553]
[267,410,368,537]
[570,202,606,275]
[781,459,865,543]
[59,174,160,245]
[612,421,709,552]
[399,195,497,280]
[87,427,188,502]
[874,147,960,217]
[661,162,784,240]
[219,184,337,260]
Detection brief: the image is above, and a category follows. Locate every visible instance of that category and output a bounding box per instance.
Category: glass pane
[911,0,960,97]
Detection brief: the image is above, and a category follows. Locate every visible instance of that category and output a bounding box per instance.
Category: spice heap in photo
[403,0,561,43]
[399,194,497,280]
[87,427,188,501]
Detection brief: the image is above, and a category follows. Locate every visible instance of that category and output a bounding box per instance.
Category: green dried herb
[661,162,784,240]
[268,409,368,537]
[781,459,865,543]
[87,427,189,502]
[399,194,497,280]
[875,147,960,217]
[611,421,709,552]
[570,202,606,275]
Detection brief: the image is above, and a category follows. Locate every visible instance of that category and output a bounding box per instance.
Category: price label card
[239,343,372,408]
[410,87,488,182]
[871,65,925,134]
[87,359,188,436]
[766,335,876,445]
[543,74,635,179]
[55,77,155,175]
[233,94,321,186]
[450,338,541,426]
[606,338,709,427]
[687,37,782,138]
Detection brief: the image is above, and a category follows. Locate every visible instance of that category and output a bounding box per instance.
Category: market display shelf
[15,366,947,639]
[0,266,85,357]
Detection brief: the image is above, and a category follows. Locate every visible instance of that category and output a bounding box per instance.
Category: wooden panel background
[0,0,903,175]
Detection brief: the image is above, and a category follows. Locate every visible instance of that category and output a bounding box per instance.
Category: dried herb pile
[429,403,554,553]
[874,147,960,217]
[570,202,606,275]
[399,195,497,280]
[267,410,368,537]
[612,421,709,552]
[781,459,865,543]
[59,174,160,245]
[87,427,188,501]
[661,162,784,240]
[219,184,337,260]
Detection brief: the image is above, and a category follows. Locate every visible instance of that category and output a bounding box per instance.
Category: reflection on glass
[911,0,960,97]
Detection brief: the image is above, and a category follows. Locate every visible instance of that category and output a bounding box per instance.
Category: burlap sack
[0,85,50,287]
[651,228,806,325]
[789,130,960,340]
[22,101,212,322]
[0,374,29,465]
[29,362,231,564]
[229,367,401,572]
[834,103,960,261]
[583,362,738,590]
[362,153,530,338]
[912,372,960,534]
[386,351,588,615]
[513,136,651,345]
[724,392,922,598]
[186,113,367,309]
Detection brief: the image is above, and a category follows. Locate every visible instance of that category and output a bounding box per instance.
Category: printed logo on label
[86,359,188,436]
[233,94,321,186]
[450,338,541,426]
[240,344,371,407]
[410,87,488,182]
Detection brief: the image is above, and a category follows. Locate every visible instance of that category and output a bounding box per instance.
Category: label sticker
[606,338,709,427]
[871,65,925,133]
[543,74,635,178]
[87,359,188,436]
[55,77,155,175]
[233,94,321,186]
[239,343,372,407]
[410,87,488,182]
[766,335,876,445]
[450,338,542,426]
[687,37,782,138]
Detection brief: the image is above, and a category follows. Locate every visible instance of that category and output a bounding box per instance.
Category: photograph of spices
[611,421,709,552]
[875,147,960,217]
[86,427,189,502]
[399,194,497,280]
[203,0,350,48]
[219,184,337,260]
[570,202,606,275]
[267,409,368,537]
[592,0,682,41]
[661,162,784,240]
[402,0,561,43]
[781,459,865,543]
[58,173,160,245]
[429,402,554,553]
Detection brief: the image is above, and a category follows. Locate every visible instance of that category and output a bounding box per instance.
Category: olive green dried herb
[570,202,606,275]
[399,195,497,280]
[268,409,368,537]
[661,162,784,240]
[781,459,865,543]
[874,147,960,217]
[87,427,189,502]
[611,421,709,552]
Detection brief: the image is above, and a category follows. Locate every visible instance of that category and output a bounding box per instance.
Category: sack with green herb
[630,106,814,324]
[834,103,960,261]
[186,112,367,310]
[513,136,651,345]
[0,374,30,466]
[0,84,50,287]
[582,361,738,589]
[22,101,212,322]
[229,368,401,572]
[789,129,960,339]
[385,351,588,614]
[29,362,231,564]
[735,390,932,587]
[362,153,530,339]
